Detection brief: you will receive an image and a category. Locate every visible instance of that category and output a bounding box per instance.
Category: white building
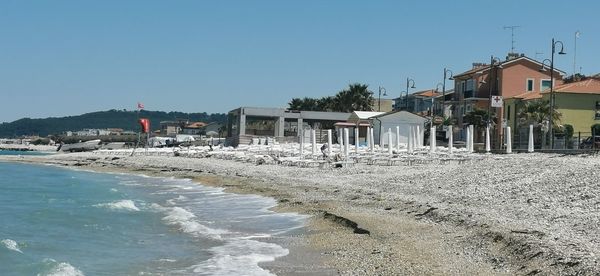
[371,111,428,146]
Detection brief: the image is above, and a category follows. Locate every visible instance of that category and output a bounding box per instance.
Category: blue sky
[1,0,598,122]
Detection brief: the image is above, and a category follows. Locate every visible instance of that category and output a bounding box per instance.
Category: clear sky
[1,0,598,123]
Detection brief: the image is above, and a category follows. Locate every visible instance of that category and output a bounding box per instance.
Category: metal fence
[514,129,598,150]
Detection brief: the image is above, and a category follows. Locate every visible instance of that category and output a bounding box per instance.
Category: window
[541,79,551,91]
[466,79,474,92]
[526,79,534,92]
[507,105,511,120]
[596,101,600,120]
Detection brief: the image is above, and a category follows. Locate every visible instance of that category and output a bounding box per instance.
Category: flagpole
[131,103,142,156]
[573,31,579,77]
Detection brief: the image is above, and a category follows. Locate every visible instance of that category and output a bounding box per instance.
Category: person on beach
[321,143,328,158]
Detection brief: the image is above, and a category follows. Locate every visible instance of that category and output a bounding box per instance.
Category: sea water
[0,158,305,275]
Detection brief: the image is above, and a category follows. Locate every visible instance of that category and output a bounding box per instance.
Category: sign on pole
[491,96,503,108]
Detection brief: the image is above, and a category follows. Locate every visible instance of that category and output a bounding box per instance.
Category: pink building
[451,53,565,145]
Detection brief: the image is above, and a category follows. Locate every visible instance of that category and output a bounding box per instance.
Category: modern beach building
[371,111,428,146]
[226,107,350,146]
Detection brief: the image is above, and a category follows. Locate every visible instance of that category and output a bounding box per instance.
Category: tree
[331,83,374,112]
[287,83,374,112]
[463,108,491,128]
[288,97,320,111]
[517,99,561,129]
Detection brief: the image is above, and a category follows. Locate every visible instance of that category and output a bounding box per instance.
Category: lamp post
[486,56,503,132]
[405,78,416,111]
[435,83,444,119]
[442,68,454,119]
[378,86,387,112]
[540,38,566,149]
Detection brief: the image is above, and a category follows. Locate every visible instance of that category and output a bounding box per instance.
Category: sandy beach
[2,149,599,275]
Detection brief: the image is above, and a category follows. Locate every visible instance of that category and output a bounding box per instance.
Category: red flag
[138,118,150,133]
[137,102,144,110]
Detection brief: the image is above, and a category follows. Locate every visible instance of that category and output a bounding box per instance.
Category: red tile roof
[509,90,543,100]
[415,89,441,97]
[541,78,600,95]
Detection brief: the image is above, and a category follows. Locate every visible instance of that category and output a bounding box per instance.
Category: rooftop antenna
[503,25,521,53]
[535,51,544,60]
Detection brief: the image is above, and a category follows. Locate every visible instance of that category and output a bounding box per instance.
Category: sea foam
[1,239,22,253]
[94,200,140,212]
[162,206,228,240]
[191,239,288,276]
[43,260,85,276]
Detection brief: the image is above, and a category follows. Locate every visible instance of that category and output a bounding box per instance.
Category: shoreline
[2,152,599,275]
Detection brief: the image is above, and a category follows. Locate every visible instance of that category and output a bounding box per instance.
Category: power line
[503,25,521,53]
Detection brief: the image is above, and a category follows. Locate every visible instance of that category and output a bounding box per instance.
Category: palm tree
[517,99,561,129]
[288,97,320,111]
[517,99,562,148]
[463,108,491,128]
[331,83,374,112]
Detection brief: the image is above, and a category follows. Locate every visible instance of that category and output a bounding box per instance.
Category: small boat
[59,140,102,152]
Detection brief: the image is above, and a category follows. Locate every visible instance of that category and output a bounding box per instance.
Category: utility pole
[503,25,521,53]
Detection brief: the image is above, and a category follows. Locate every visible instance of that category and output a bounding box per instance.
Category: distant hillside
[0,110,227,137]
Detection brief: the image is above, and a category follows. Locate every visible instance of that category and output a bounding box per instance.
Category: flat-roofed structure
[226,107,351,146]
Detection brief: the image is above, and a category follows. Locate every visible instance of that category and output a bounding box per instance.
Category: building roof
[370,110,427,120]
[414,89,440,98]
[348,111,385,121]
[542,78,600,95]
[509,90,543,100]
[185,122,207,129]
[453,56,566,79]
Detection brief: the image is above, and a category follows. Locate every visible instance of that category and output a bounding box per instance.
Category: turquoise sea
[0,151,305,275]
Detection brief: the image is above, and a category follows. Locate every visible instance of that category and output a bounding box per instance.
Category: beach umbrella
[206,131,218,137]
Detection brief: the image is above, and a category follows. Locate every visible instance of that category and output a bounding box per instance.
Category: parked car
[579,136,600,149]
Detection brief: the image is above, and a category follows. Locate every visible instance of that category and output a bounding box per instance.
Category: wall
[555,93,600,133]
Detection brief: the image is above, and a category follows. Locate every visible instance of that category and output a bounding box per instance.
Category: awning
[334,122,371,127]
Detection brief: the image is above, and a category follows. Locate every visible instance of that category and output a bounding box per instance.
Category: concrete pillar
[506,126,512,154]
[485,126,491,153]
[396,126,401,151]
[466,126,471,152]
[369,127,375,152]
[388,128,393,156]
[408,125,414,154]
[416,125,421,148]
[343,128,350,157]
[275,116,285,137]
[299,128,304,159]
[366,127,371,152]
[448,125,453,154]
[239,114,247,135]
[355,127,360,154]
[430,126,436,153]
[528,125,534,153]
[311,129,316,155]
[469,125,475,153]
[327,129,332,156]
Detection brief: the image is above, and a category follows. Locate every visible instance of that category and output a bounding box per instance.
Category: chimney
[472,62,488,69]
[505,52,521,61]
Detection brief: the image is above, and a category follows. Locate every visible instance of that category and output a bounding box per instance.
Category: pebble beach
[2,146,599,275]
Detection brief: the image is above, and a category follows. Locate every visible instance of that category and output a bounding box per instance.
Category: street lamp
[486,56,503,130]
[378,86,387,112]
[435,83,444,118]
[540,38,566,149]
[442,68,454,119]
[404,78,416,111]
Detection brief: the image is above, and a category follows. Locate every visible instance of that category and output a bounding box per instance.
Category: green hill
[0,109,227,137]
